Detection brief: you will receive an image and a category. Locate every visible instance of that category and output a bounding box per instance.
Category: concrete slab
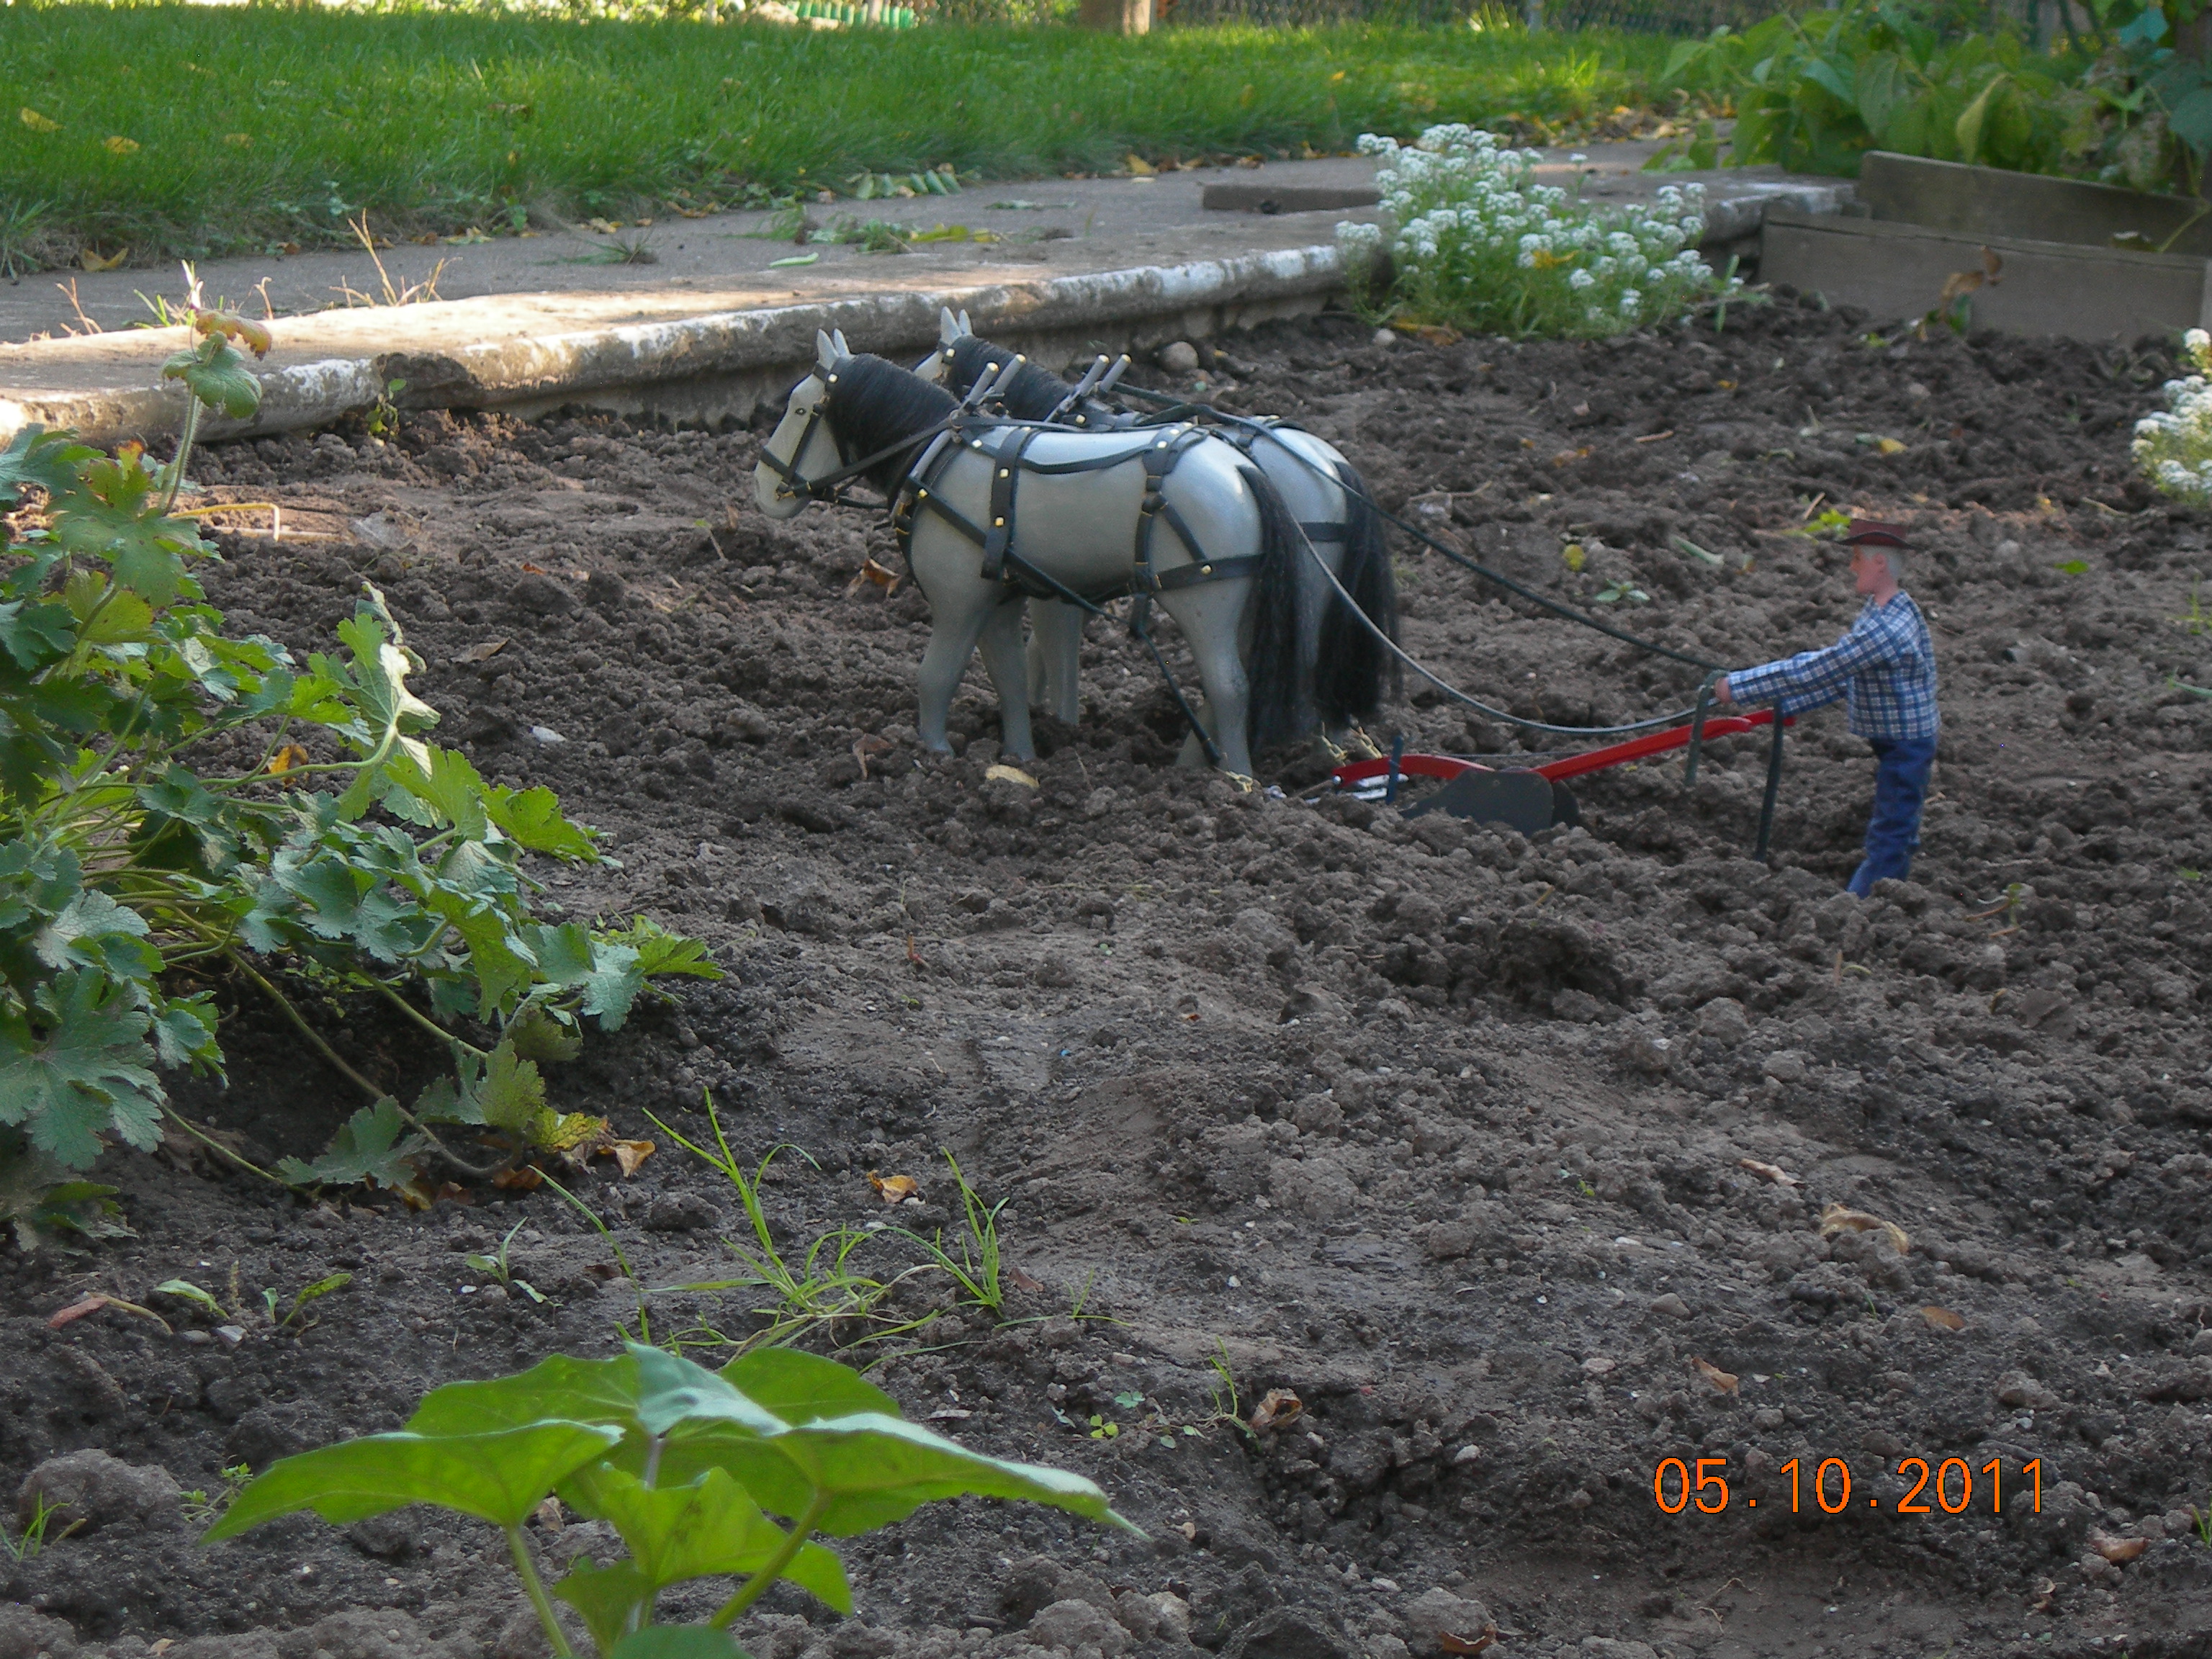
[0,144,1853,444]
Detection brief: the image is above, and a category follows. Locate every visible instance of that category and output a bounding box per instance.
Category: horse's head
[912,307,973,385]
[754,328,850,521]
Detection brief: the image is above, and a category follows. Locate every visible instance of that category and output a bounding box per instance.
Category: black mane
[826,354,960,490]
[945,335,1078,423]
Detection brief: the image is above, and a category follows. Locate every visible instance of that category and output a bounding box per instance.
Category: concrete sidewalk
[0,144,1851,443]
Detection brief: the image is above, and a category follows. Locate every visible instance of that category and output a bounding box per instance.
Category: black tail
[1314,457,1400,727]
[1240,464,1308,755]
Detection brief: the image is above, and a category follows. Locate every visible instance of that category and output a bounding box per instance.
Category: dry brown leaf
[533,1496,565,1532]
[1438,1627,1498,1655]
[1821,1202,1910,1254]
[868,1170,919,1205]
[1921,1305,1966,1332]
[603,1139,655,1177]
[1009,1267,1046,1292]
[1249,1388,1303,1432]
[1738,1156,1802,1187]
[844,556,901,598]
[266,742,310,775]
[853,733,894,780]
[1692,1357,1740,1395]
[461,639,510,664]
[433,1182,475,1206]
[493,1166,544,1191]
[48,1295,109,1329]
[2088,1531,2148,1564]
[984,763,1039,788]
[1390,320,1462,346]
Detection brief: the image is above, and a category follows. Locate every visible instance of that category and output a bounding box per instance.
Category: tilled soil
[7,297,2212,1659]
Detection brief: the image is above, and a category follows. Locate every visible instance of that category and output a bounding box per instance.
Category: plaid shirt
[1728,593,1940,741]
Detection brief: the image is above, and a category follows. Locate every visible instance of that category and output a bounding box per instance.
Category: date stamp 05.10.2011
[1651,1455,2048,1516]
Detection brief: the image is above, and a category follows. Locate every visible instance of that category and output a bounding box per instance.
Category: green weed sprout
[202,1344,1138,1657]
[647,1099,932,1353]
[2,1492,76,1562]
[469,1218,548,1304]
[884,1151,1007,1313]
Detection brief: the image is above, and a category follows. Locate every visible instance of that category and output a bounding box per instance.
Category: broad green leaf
[31,888,150,972]
[630,1343,786,1439]
[568,1465,850,1610]
[201,1422,621,1541]
[272,1099,426,1190]
[163,337,262,420]
[552,1559,655,1655]
[279,856,416,962]
[476,1039,547,1138]
[408,1353,652,1437]
[607,1632,742,1659]
[153,1279,228,1318]
[719,1349,900,1425]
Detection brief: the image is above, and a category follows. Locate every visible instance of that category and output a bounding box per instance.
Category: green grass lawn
[0,1,1670,273]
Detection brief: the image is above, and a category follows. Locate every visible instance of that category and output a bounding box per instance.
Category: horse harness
[766,355,1267,611]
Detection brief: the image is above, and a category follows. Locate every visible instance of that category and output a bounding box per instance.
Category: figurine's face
[1851,545,1894,595]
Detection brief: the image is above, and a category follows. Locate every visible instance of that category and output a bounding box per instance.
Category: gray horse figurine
[754,329,1307,780]
[919,309,1399,755]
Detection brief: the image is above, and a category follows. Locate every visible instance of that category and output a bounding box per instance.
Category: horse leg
[979,598,1037,761]
[914,593,999,755]
[1026,598,1083,722]
[1159,584,1254,779]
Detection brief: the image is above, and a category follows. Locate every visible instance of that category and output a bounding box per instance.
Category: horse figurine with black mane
[920,308,1400,756]
[754,329,1307,781]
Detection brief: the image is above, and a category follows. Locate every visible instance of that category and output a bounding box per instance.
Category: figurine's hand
[1712,676,1733,706]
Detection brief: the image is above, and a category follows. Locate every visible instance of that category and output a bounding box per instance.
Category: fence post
[1079,0,1153,32]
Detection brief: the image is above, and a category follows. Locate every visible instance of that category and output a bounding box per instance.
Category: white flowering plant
[1336,126,1740,340]
[2134,328,2212,506]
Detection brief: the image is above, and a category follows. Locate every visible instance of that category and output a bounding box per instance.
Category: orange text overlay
[1650,1455,2047,1516]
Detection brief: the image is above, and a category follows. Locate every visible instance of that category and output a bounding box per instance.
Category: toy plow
[1331,708,1794,838]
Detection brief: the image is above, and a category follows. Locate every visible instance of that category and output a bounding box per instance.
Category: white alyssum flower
[2136,332,2212,505]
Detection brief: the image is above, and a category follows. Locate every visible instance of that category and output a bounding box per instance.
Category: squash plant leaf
[201,1422,621,1540]
[161,336,262,421]
[606,1631,743,1659]
[719,1348,901,1424]
[561,1465,852,1611]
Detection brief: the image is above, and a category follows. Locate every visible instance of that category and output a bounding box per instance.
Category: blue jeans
[1848,736,1937,897]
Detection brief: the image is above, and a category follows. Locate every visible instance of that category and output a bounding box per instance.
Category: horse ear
[832,328,851,359]
[956,309,971,335]
[815,329,838,373]
[939,307,962,346]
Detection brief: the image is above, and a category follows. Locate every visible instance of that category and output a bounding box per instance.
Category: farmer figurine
[1714,519,1939,896]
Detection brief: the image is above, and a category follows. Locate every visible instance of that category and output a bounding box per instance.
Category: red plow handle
[1331,709,1791,791]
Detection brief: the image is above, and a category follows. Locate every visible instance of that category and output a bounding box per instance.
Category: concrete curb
[0,243,1347,447]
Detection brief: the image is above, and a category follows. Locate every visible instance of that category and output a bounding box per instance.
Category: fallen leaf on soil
[1125,153,1157,176]
[1821,1202,1910,1253]
[1009,1267,1045,1292]
[1921,1305,1966,1331]
[1874,437,1907,455]
[1581,1357,1617,1375]
[1692,1357,1740,1395]
[1390,320,1462,346]
[1249,1388,1303,1431]
[434,1182,474,1206]
[2087,1531,2148,1564]
[601,1139,655,1177]
[81,246,127,272]
[868,1171,919,1205]
[2028,1578,2057,1613]
[266,743,310,775]
[519,562,549,575]
[493,1166,544,1190]
[1738,1156,1801,1186]
[853,733,894,778]
[984,763,1038,788]
[460,639,510,664]
[1438,1628,1498,1655]
[845,556,900,597]
[48,1295,109,1328]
